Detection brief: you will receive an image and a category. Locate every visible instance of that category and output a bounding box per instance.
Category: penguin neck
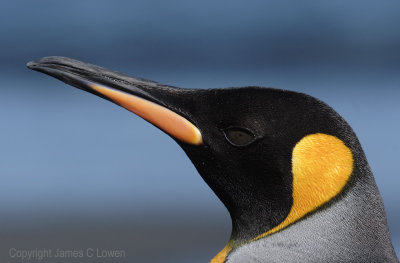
[182,145,293,243]
[227,198,290,244]
[220,170,293,244]
[223,167,397,262]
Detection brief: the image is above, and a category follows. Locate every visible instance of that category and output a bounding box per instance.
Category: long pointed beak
[27,56,202,145]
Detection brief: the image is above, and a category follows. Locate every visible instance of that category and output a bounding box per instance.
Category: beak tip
[26,61,37,70]
[27,56,68,70]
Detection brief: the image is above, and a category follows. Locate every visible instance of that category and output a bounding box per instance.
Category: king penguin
[27,56,398,263]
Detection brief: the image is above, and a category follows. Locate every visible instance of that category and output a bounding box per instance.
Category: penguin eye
[223,127,256,146]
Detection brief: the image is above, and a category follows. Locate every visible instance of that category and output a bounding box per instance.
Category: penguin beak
[27,56,203,145]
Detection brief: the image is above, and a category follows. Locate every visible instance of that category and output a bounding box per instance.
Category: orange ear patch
[254,133,354,240]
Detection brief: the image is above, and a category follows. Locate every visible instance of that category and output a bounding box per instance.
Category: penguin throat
[212,133,354,263]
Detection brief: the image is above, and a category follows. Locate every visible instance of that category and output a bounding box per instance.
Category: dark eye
[223,127,256,146]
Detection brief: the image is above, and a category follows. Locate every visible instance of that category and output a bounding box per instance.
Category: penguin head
[27,57,356,244]
[174,87,355,243]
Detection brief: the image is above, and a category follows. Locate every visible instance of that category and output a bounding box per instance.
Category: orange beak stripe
[90,83,203,145]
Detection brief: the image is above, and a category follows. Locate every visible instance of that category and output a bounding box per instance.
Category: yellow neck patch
[210,241,233,263]
[211,133,353,262]
[254,133,354,240]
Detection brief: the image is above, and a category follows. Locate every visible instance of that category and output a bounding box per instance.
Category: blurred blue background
[0,0,399,262]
